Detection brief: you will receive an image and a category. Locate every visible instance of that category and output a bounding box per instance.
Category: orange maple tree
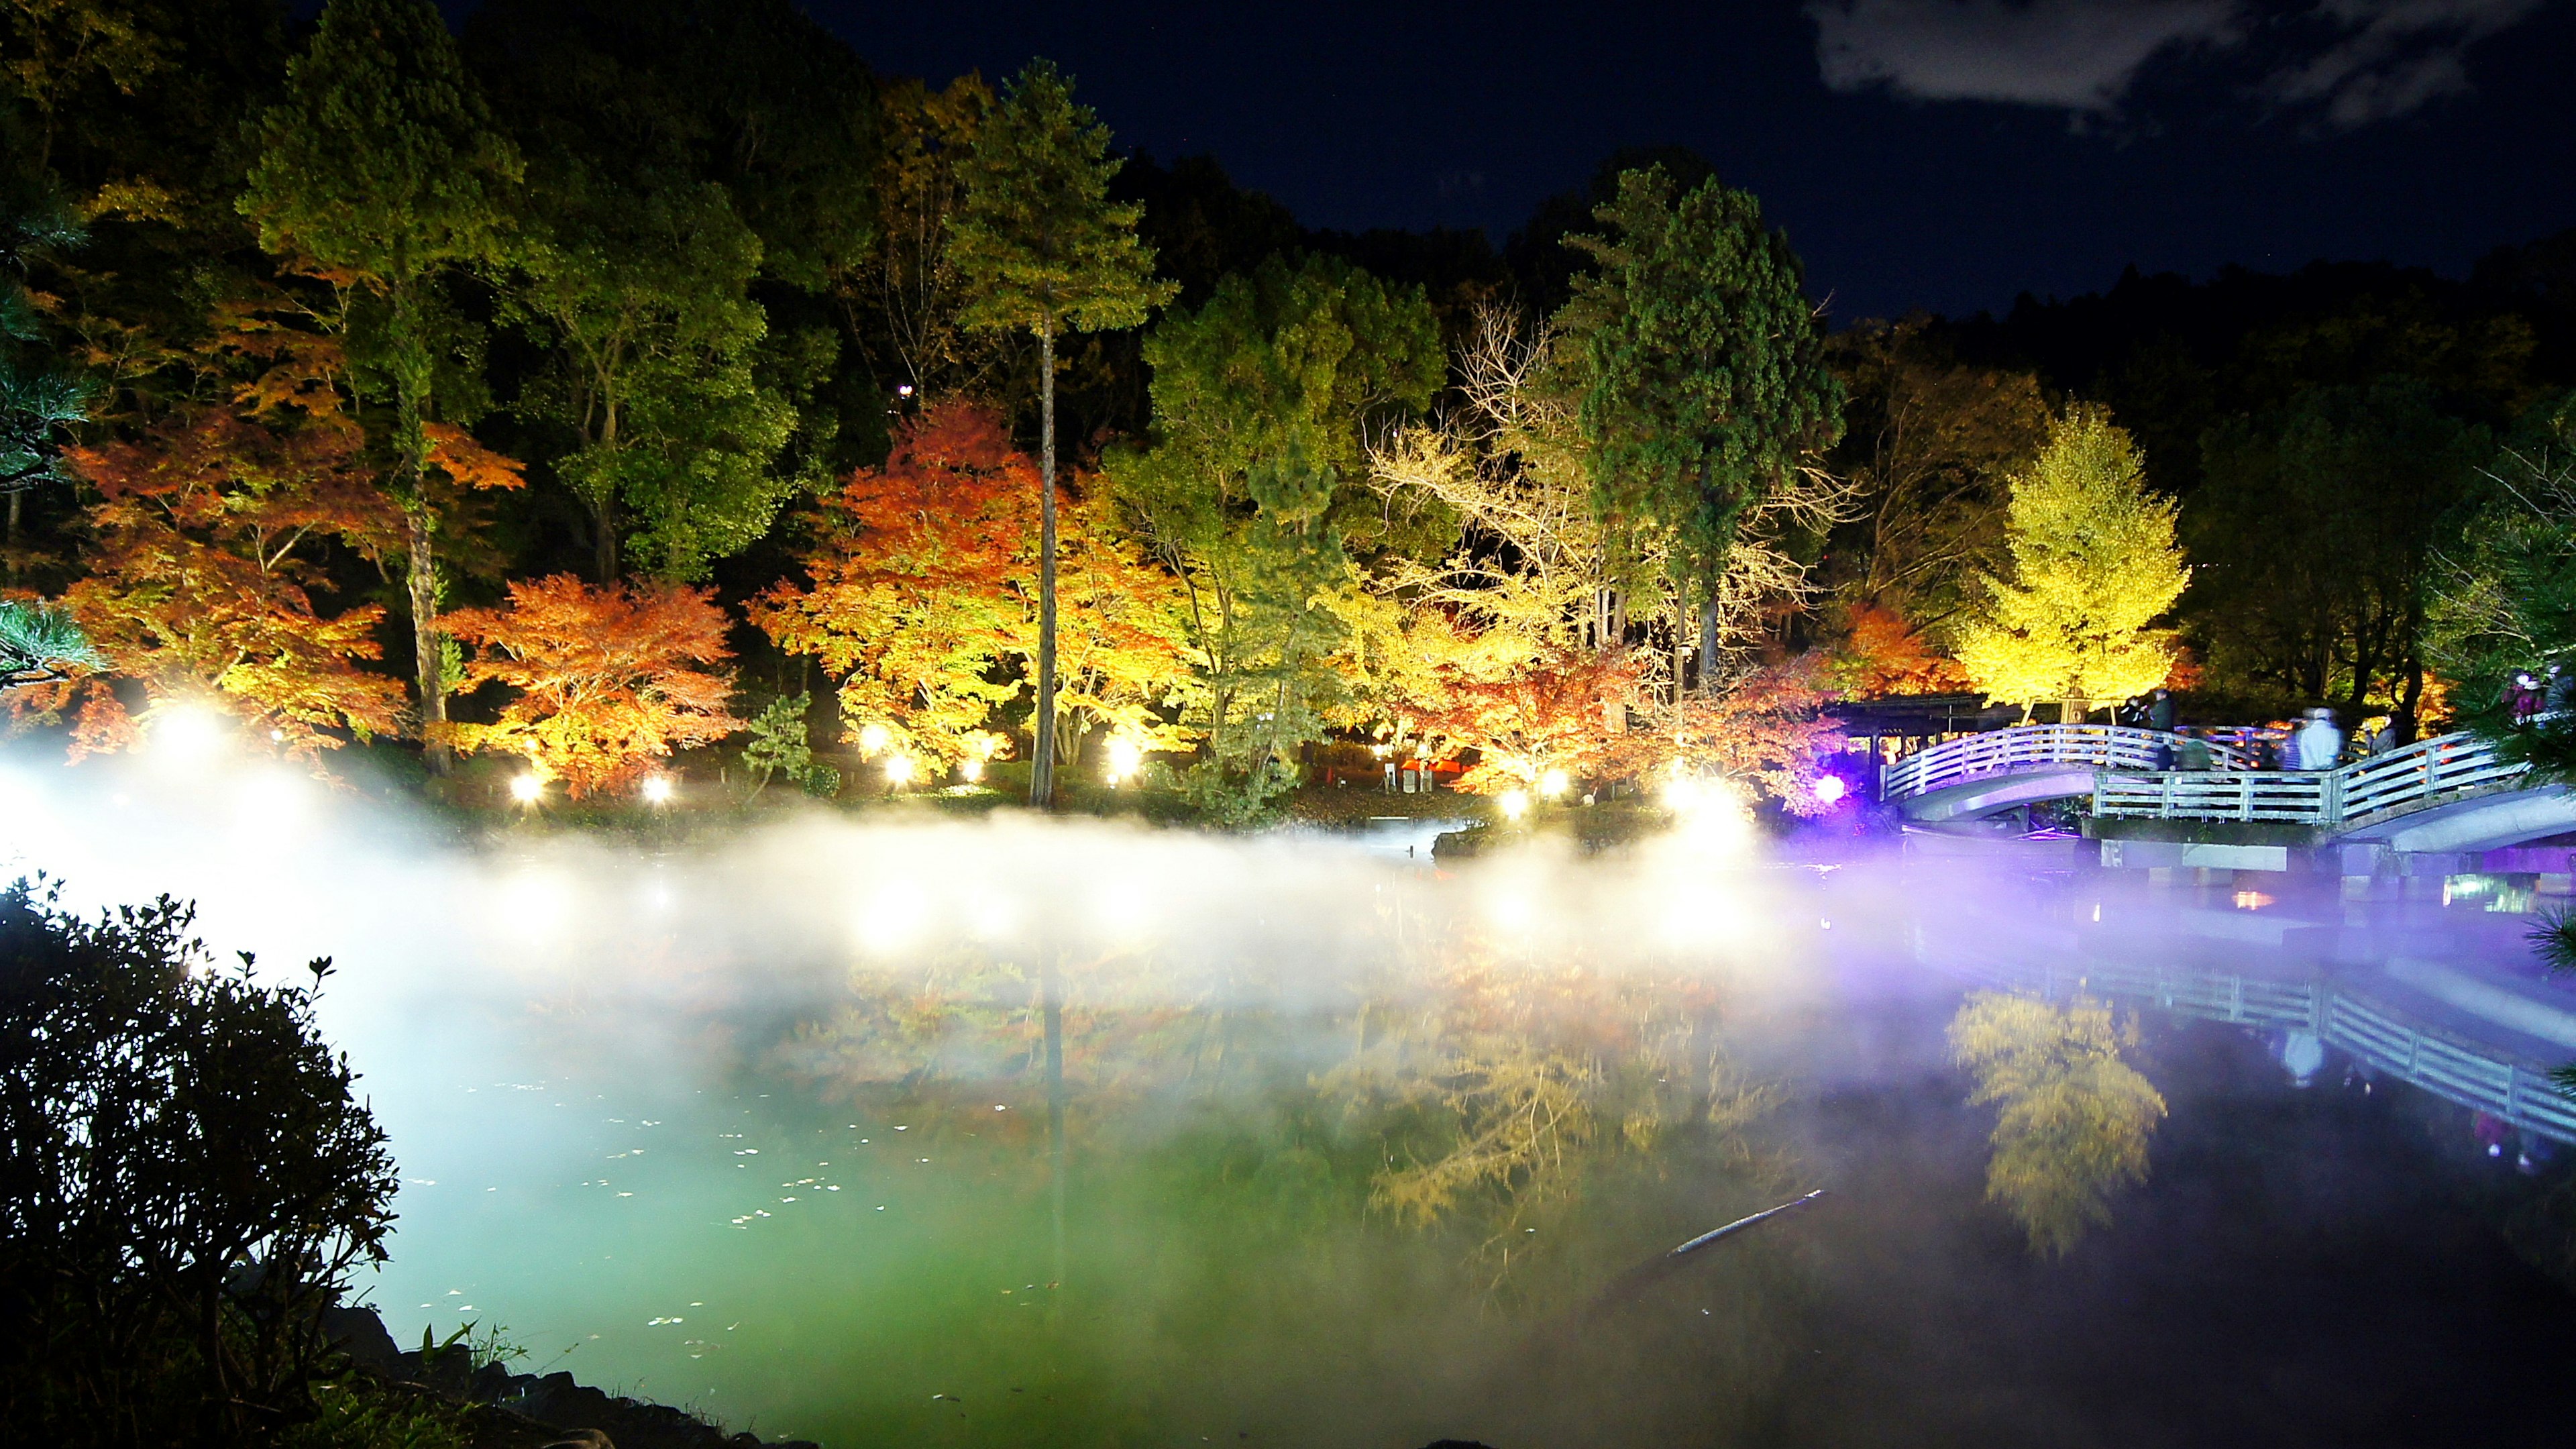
[1417,645,1648,795]
[41,408,409,759]
[1828,600,1970,697]
[436,574,743,796]
[1665,655,1848,814]
[752,402,1189,766]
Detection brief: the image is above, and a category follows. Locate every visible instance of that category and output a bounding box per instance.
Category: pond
[7,761,2576,1447]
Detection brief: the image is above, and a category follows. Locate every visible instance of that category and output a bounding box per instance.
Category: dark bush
[0,878,399,1446]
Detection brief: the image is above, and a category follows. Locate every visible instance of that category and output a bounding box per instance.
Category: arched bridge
[1886,724,2576,854]
[1882,725,2250,824]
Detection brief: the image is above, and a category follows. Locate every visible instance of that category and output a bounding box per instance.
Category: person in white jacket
[2294,708,2343,769]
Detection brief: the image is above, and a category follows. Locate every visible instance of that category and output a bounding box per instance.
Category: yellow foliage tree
[1953,407,2188,720]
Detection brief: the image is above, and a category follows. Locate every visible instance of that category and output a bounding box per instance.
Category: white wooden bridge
[1884,723,2576,856]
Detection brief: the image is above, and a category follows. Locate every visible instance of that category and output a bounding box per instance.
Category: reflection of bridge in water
[1911,894,2576,1146]
[1954,949,2576,1144]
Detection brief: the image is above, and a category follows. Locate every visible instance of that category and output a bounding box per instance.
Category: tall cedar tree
[1556,166,1843,688]
[237,0,521,771]
[1953,407,2188,720]
[947,60,1175,808]
[752,402,1190,772]
[436,574,741,796]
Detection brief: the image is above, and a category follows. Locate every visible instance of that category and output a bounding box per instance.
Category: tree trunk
[407,505,448,775]
[592,495,617,583]
[4,488,18,584]
[1029,322,1060,809]
[1697,596,1721,696]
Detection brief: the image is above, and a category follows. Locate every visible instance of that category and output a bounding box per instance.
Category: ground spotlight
[510,771,546,805]
[961,757,985,784]
[148,702,229,765]
[1105,735,1144,786]
[1811,773,1847,806]
[1538,767,1570,800]
[858,722,892,757]
[641,774,676,806]
[884,755,916,787]
[1499,788,1529,822]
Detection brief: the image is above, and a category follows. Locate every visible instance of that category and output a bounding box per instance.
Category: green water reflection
[379,929,1824,1447]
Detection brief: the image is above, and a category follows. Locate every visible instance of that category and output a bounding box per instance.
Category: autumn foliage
[1418,646,1646,794]
[1666,656,1847,814]
[437,575,741,796]
[40,410,408,759]
[753,402,1189,765]
[1829,600,1970,697]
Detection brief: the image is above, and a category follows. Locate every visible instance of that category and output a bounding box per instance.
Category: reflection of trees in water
[767,927,1796,1291]
[1949,992,2167,1256]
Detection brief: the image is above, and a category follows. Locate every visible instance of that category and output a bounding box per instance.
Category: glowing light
[509,772,546,804]
[149,703,228,765]
[1538,768,1570,800]
[1105,736,1144,785]
[641,775,676,806]
[857,885,928,953]
[1499,789,1529,822]
[1811,773,1848,805]
[883,755,916,786]
[960,757,985,784]
[857,722,892,757]
[1664,775,1703,811]
[2232,890,2274,910]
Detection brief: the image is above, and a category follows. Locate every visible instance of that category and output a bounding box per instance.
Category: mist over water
[9,751,2576,1446]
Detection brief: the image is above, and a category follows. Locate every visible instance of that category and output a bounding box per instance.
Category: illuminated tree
[1664,655,1847,813]
[49,408,409,759]
[1555,165,1843,687]
[948,59,1175,806]
[1953,407,2188,721]
[1827,600,1970,698]
[238,0,523,768]
[752,402,1190,769]
[437,574,741,796]
[1417,646,1647,796]
[1114,252,1440,818]
[1948,991,2166,1257]
[2430,387,2576,774]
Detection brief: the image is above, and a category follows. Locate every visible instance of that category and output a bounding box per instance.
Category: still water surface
[7,767,2575,1446]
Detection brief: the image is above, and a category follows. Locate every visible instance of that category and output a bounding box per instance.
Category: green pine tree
[947,60,1175,808]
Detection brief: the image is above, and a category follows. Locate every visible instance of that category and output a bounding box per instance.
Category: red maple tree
[437,574,743,796]
[43,408,409,759]
[1828,600,1970,698]
[1418,646,1648,795]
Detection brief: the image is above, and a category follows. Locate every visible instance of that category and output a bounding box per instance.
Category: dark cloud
[1809,0,2240,112]
[2265,0,2549,127]
[1808,0,2553,125]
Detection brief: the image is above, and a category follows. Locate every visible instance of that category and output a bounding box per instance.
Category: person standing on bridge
[2294,708,2343,770]
[2147,688,2177,766]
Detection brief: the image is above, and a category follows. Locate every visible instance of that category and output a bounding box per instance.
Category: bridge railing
[2092,729,2528,826]
[1883,724,2249,800]
[1930,945,2576,1144]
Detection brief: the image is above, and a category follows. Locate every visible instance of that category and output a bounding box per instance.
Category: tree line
[3,0,2573,815]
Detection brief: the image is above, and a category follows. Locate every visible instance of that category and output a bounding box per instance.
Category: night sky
[789,0,2576,322]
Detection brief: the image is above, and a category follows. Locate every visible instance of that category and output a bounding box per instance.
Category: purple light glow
[1812,774,1848,805]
